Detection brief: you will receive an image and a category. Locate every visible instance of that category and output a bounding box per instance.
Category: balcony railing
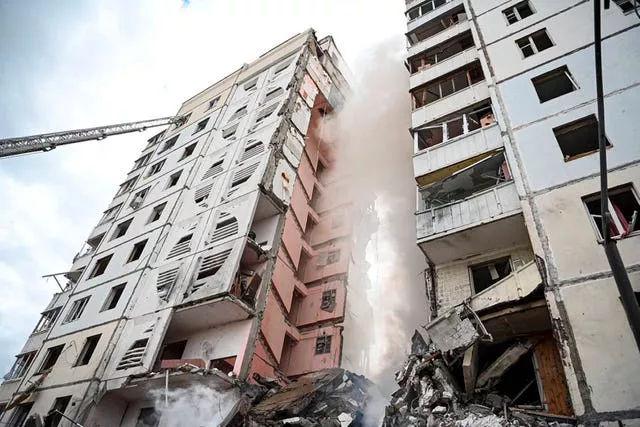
[412,81,490,129]
[416,181,521,240]
[408,20,470,59]
[407,0,462,33]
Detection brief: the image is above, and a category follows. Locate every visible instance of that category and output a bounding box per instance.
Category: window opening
[47,396,72,427]
[89,255,112,278]
[167,234,193,259]
[74,334,101,366]
[148,202,167,223]
[244,79,257,91]
[147,159,165,177]
[532,66,578,102]
[202,158,224,180]
[240,140,264,162]
[157,267,179,300]
[7,402,33,427]
[193,118,209,134]
[118,176,139,196]
[263,87,284,104]
[7,352,36,380]
[37,344,65,373]
[64,297,90,323]
[228,106,247,123]
[133,153,152,170]
[127,240,148,263]
[180,143,197,160]
[584,184,639,239]
[159,340,187,362]
[612,0,636,12]
[470,257,512,293]
[315,335,332,354]
[101,283,126,311]
[100,203,123,224]
[208,97,220,109]
[194,183,213,203]
[411,63,484,109]
[33,308,61,334]
[320,290,337,312]
[408,32,475,73]
[503,1,534,24]
[195,249,231,281]
[111,218,133,240]
[159,135,179,153]
[117,339,149,370]
[553,115,610,161]
[167,170,183,188]
[516,29,553,58]
[222,124,238,139]
[210,216,238,243]
[326,250,341,265]
[130,187,150,209]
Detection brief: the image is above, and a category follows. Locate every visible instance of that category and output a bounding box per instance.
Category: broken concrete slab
[476,339,539,389]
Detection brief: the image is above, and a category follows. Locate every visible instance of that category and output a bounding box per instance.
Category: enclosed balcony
[407,0,463,34]
[407,5,469,58]
[416,153,527,263]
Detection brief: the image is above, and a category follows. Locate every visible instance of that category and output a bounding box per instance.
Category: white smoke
[325,38,429,395]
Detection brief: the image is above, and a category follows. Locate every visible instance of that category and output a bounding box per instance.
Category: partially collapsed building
[406,0,640,425]
[0,30,374,426]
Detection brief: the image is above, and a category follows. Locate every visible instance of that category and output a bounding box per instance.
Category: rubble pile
[382,332,574,427]
[241,368,375,426]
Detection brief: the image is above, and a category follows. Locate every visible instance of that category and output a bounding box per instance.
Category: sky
[0,0,408,375]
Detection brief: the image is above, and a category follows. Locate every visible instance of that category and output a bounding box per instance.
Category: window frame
[127,239,148,263]
[502,1,535,25]
[148,202,167,223]
[111,218,133,241]
[553,115,611,162]
[101,283,126,312]
[117,176,139,196]
[89,254,113,279]
[7,352,36,380]
[583,184,640,241]
[531,65,579,103]
[37,344,65,373]
[147,159,166,177]
[33,307,62,334]
[74,334,101,366]
[192,118,210,135]
[515,29,554,58]
[63,296,90,323]
[167,170,183,189]
[315,335,332,355]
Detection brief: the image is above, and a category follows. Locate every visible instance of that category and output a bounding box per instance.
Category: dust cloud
[323,38,429,395]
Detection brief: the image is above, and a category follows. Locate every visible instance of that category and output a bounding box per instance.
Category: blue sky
[0,0,407,376]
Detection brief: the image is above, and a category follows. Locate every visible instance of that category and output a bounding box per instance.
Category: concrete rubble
[382,331,576,427]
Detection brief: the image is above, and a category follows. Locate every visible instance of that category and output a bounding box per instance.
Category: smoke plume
[325,38,429,395]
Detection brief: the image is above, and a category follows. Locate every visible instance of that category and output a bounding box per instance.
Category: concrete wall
[291,280,346,328]
[282,326,342,377]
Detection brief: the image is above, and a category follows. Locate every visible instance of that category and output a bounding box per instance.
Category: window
[130,187,150,209]
[89,255,112,278]
[470,257,512,293]
[326,250,341,265]
[180,143,197,160]
[228,106,247,122]
[532,66,578,102]
[612,0,636,13]
[254,104,278,125]
[127,240,148,263]
[101,283,126,311]
[263,87,284,104]
[111,218,133,240]
[100,204,122,224]
[274,58,293,75]
[208,97,220,110]
[407,0,447,21]
[37,344,65,373]
[117,339,149,370]
[46,396,72,427]
[136,407,160,427]
[503,1,534,24]
[147,160,165,177]
[7,402,33,427]
[408,33,475,73]
[516,29,553,58]
[33,307,61,334]
[148,202,167,223]
[159,135,179,153]
[74,335,101,366]
[7,352,36,380]
[412,63,484,109]
[315,335,332,354]
[193,118,209,135]
[167,170,183,188]
[244,79,257,91]
[133,153,152,170]
[240,140,264,162]
[222,124,238,140]
[118,176,139,196]
[64,297,90,323]
[158,340,187,362]
[584,184,640,239]
[146,131,165,148]
[553,115,610,161]
[320,290,337,312]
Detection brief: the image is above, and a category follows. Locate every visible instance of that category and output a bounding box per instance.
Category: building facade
[406,0,640,424]
[0,30,371,426]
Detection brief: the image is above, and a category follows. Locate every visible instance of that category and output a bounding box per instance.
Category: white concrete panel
[408,20,471,58]
[410,47,479,90]
[412,81,490,128]
[168,319,252,363]
[408,0,463,33]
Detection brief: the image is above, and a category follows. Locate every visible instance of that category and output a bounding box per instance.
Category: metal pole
[593,0,640,351]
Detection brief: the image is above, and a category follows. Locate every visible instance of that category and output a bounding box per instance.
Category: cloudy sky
[0,1,408,375]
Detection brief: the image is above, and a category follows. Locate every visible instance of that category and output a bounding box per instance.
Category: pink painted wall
[290,181,310,231]
[313,181,351,214]
[292,280,345,328]
[281,211,303,269]
[302,240,350,284]
[309,209,351,246]
[304,133,320,170]
[297,155,316,199]
[282,326,342,377]
[271,255,296,311]
[261,291,287,362]
[249,340,278,383]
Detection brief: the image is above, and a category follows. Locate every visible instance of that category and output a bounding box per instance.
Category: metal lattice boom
[0,116,185,158]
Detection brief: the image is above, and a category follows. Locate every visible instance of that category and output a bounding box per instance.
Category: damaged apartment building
[0,30,375,426]
[406,0,640,425]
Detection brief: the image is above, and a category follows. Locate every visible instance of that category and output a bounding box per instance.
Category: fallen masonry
[382,331,576,427]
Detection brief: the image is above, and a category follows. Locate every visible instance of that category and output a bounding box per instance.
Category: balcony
[408,15,470,58]
[412,81,489,129]
[414,122,502,186]
[416,181,527,263]
[407,0,462,33]
[410,48,478,90]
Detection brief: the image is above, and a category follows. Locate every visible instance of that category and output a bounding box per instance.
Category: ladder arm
[0,116,185,158]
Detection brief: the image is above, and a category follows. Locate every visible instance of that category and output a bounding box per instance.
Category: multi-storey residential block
[406,0,639,424]
[0,29,373,426]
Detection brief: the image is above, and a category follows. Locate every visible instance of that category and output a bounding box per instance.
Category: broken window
[222,124,238,139]
[64,297,90,323]
[320,290,337,312]
[100,203,123,224]
[254,104,278,126]
[133,152,153,170]
[193,118,209,135]
[157,267,179,300]
[117,176,139,196]
[315,335,332,354]
[470,257,512,293]
[244,79,258,91]
[584,184,640,239]
[101,283,126,311]
[136,407,160,427]
[612,0,636,12]
[147,159,165,177]
[180,142,197,160]
[146,131,165,148]
[240,140,264,162]
[503,1,534,24]
[7,352,36,380]
[130,187,150,210]
[553,115,610,161]
[47,395,72,427]
[37,344,65,373]
[159,135,179,154]
[406,0,447,21]
[516,29,553,58]
[202,158,225,180]
[210,358,235,374]
[210,216,238,244]
[193,249,232,290]
[117,338,149,370]
[532,66,578,103]
[33,307,61,334]
[159,340,187,362]
[194,183,213,203]
[263,87,284,104]
[89,254,112,278]
[412,63,484,109]
[167,234,193,259]
[208,97,220,110]
[326,250,341,265]
[167,170,183,188]
[148,202,167,223]
[74,334,101,366]
[228,106,247,123]
[7,402,33,427]
[408,32,475,73]
[407,6,466,44]
[111,218,133,240]
[127,239,148,263]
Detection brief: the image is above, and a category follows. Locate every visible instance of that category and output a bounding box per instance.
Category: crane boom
[0,116,185,158]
